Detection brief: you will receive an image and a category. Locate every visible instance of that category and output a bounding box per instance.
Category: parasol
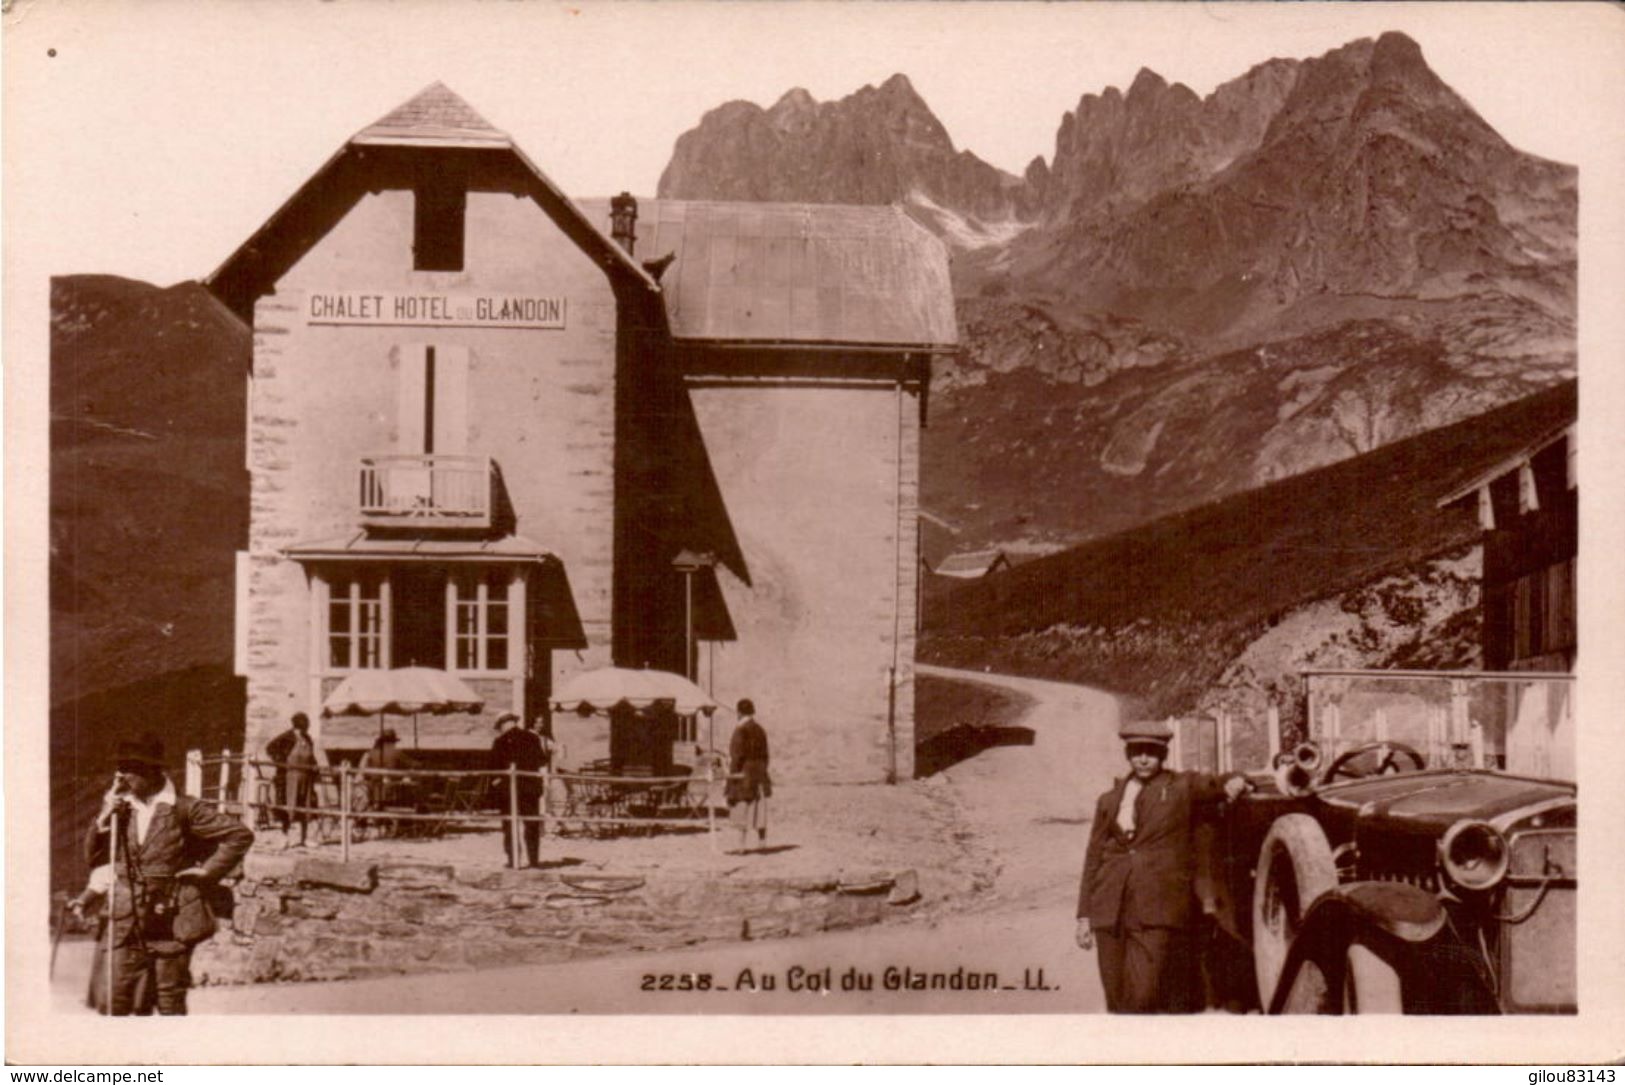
[322,666,485,748]
[551,666,718,717]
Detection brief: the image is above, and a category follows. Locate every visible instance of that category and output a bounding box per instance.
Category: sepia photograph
[5,0,1624,1065]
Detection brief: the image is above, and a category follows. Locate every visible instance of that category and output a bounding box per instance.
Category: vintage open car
[1208,738,1576,1014]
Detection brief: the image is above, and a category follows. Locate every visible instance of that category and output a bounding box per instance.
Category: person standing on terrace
[725,698,772,854]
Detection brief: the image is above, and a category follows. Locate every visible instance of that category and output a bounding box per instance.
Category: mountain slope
[656,33,1576,554]
[1011,32,1575,345]
[50,274,251,887]
[920,381,1576,715]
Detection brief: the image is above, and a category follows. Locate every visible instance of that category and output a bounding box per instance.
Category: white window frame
[319,565,522,676]
[450,569,515,675]
[327,575,388,672]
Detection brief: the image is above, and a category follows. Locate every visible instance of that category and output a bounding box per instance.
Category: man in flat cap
[490,712,547,867]
[1076,719,1251,1013]
[82,732,254,1015]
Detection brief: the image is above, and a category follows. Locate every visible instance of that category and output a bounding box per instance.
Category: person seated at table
[360,730,417,809]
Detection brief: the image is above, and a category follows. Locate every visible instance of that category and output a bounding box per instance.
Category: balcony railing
[359,454,493,530]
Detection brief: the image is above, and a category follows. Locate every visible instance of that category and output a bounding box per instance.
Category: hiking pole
[49,895,69,980]
[106,804,119,1014]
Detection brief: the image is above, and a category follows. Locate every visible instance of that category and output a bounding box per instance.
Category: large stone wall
[688,382,922,783]
[193,854,920,986]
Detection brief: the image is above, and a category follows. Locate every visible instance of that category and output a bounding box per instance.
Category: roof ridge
[355,82,507,144]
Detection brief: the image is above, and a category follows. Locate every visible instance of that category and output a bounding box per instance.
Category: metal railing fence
[186,750,734,866]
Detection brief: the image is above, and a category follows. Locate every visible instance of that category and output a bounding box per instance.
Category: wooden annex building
[210,84,957,782]
[1438,381,1577,674]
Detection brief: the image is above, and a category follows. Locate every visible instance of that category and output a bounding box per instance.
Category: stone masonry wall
[689,383,924,784]
[193,854,921,986]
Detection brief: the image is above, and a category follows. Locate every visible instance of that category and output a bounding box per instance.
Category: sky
[4,0,1622,288]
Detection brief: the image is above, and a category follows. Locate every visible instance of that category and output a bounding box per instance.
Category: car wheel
[1253,813,1338,1011]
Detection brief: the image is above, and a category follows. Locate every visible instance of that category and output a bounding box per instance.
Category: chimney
[609,192,638,256]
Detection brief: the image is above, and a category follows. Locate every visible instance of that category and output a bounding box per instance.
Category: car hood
[1316,770,1575,831]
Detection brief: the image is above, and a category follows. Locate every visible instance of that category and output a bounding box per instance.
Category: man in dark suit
[83,733,255,1015]
[490,712,547,867]
[1076,719,1251,1013]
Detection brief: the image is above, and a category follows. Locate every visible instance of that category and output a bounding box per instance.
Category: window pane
[330,599,351,634]
[487,636,507,671]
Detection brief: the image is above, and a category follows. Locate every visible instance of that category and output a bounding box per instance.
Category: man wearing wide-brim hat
[1075,718,1251,1013]
[81,732,254,1015]
[489,712,547,867]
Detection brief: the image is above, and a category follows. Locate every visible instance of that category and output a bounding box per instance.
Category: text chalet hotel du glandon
[306,290,568,330]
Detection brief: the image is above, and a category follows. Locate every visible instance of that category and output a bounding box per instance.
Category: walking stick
[49,896,69,980]
[105,805,119,1014]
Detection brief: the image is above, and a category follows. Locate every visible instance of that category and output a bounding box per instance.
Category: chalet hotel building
[209,84,956,782]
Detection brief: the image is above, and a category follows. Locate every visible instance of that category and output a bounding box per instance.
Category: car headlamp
[1439,819,1510,892]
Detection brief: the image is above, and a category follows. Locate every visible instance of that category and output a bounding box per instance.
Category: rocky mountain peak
[658,72,1027,223]
[1126,67,1168,99]
[775,86,817,111]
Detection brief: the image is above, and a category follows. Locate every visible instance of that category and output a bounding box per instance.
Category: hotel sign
[305,291,567,329]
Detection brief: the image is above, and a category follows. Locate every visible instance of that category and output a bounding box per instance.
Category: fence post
[1217,710,1233,774]
[507,766,521,870]
[705,756,717,852]
[185,749,203,797]
[1267,705,1282,767]
[219,748,235,817]
[235,753,254,828]
[540,762,552,839]
[340,765,352,864]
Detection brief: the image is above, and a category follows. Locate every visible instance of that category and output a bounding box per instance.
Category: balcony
[359,454,493,530]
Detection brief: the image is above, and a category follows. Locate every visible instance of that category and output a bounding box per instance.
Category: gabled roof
[352,82,511,148]
[578,198,958,351]
[207,84,657,320]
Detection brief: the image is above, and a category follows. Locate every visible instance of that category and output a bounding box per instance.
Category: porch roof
[285,532,556,563]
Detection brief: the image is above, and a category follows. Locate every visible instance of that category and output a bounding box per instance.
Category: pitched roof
[352,82,510,147]
[578,198,958,350]
[207,84,656,319]
[1437,413,1577,509]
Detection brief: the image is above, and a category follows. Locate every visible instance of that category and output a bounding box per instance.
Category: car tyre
[1253,812,1338,1011]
